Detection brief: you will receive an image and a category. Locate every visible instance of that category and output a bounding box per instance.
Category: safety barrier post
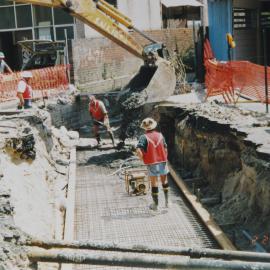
[263,29,269,113]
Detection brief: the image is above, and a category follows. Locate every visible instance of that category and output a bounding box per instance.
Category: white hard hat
[140,117,157,131]
[0,52,4,58]
[22,71,33,78]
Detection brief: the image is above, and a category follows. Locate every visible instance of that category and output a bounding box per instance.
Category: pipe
[27,249,270,270]
[263,28,269,113]
[132,27,158,44]
[24,239,270,263]
[242,230,267,253]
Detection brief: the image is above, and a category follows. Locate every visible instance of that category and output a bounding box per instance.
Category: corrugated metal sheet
[208,0,233,61]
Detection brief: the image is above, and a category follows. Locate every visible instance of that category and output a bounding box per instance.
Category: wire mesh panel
[73,149,219,270]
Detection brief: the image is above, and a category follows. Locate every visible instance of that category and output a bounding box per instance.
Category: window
[33,5,52,27]
[0,0,12,6]
[0,6,15,29]
[14,30,33,43]
[53,8,74,25]
[0,2,75,40]
[34,27,54,40]
[105,0,117,7]
[16,5,32,28]
[233,8,256,29]
[56,26,74,40]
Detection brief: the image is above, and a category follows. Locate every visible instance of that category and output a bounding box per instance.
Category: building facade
[207,0,270,64]
[0,0,202,71]
[0,0,75,70]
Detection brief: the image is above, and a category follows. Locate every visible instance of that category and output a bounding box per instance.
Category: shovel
[93,120,119,132]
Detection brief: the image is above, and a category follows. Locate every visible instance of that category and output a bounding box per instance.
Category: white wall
[85,0,162,38]
[202,0,208,26]
[118,0,162,30]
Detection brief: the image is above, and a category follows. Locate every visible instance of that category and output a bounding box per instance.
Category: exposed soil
[159,101,270,252]
[0,109,78,270]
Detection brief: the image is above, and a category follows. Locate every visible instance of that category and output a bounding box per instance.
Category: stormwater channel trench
[0,91,270,270]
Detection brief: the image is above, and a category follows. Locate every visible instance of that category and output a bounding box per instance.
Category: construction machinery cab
[18,40,66,71]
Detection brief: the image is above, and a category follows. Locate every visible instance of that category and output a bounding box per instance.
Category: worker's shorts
[147,162,168,177]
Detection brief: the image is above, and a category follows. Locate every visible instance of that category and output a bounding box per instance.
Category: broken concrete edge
[168,162,236,251]
[159,102,270,157]
[62,147,76,270]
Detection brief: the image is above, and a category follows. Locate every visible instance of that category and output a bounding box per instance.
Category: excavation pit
[0,91,270,269]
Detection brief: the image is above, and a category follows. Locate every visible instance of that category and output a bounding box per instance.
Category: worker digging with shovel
[89,95,115,147]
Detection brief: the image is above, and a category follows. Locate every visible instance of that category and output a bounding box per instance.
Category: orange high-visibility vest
[142,131,167,165]
[89,100,105,121]
[20,79,32,100]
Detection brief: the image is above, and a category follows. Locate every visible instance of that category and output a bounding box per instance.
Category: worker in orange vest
[17,71,33,109]
[136,118,169,211]
[89,95,115,147]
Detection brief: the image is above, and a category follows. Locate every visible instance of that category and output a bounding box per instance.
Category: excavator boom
[14,0,143,58]
[14,0,176,108]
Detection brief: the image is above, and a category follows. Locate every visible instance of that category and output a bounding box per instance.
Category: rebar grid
[73,150,218,269]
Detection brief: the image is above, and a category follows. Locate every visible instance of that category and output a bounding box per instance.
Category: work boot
[96,135,101,147]
[108,131,115,147]
[162,183,169,208]
[150,187,159,211]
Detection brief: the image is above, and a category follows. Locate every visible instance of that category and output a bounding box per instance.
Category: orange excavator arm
[12,0,158,59]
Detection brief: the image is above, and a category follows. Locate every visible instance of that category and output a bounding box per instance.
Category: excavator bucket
[122,58,176,105]
[144,58,176,103]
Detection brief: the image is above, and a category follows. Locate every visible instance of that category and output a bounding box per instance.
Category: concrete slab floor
[73,148,219,269]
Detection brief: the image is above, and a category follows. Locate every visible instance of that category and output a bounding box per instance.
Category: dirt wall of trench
[159,107,270,250]
[0,110,77,270]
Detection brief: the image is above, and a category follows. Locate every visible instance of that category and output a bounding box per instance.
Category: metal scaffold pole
[263,28,269,113]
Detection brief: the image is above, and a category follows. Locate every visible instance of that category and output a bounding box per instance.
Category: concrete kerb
[61,147,76,270]
[168,163,236,251]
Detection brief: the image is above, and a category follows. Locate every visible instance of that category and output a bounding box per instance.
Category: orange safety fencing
[204,39,270,104]
[0,65,69,102]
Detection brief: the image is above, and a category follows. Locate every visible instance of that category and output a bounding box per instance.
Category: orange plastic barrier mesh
[0,65,69,102]
[204,40,270,104]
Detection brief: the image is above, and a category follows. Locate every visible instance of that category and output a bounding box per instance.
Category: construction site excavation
[0,0,270,270]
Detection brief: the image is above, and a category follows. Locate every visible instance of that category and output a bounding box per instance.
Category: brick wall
[48,93,120,132]
[72,28,193,93]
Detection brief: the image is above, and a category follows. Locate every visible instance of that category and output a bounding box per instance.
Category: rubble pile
[6,130,36,161]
